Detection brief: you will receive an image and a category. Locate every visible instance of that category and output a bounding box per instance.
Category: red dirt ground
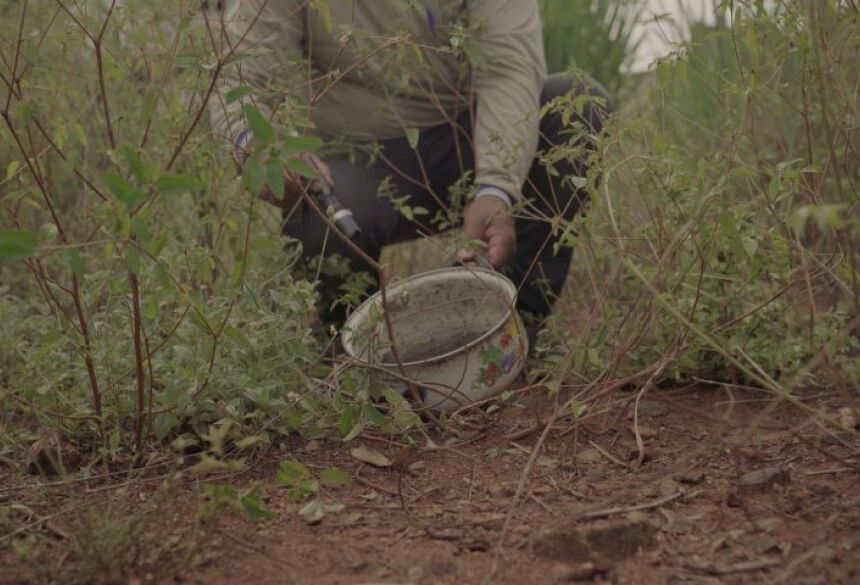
[191,386,860,585]
[2,385,858,585]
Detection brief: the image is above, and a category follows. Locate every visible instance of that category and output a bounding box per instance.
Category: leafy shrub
[0,0,333,457]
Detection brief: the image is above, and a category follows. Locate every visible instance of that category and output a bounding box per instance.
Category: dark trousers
[285,73,613,326]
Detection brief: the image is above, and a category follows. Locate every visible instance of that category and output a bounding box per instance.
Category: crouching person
[208,0,613,344]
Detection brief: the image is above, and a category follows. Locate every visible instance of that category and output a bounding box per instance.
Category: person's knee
[540,72,613,136]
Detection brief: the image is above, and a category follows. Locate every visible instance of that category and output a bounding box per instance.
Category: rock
[837,406,858,430]
[658,477,681,497]
[641,477,680,498]
[460,538,490,552]
[637,400,668,418]
[738,467,790,490]
[638,483,660,498]
[489,483,516,498]
[550,561,610,582]
[627,445,654,463]
[810,545,835,561]
[338,512,364,527]
[343,560,372,574]
[426,527,462,541]
[534,518,657,563]
[513,524,531,536]
[470,512,506,530]
[574,448,604,465]
[743,534,780,554]
[631,425,659,439]
[660,510,692,535]
[676,470,705,485]
[407,566,424,584]
[753,517,784,533]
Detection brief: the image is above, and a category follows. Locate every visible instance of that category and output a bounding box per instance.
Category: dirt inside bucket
[351,268,515,366]
[379,326,486,364]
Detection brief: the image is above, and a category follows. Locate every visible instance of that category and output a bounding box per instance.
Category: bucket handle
[445,251,494,271]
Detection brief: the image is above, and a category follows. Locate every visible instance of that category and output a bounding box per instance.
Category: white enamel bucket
[342,267,528,412]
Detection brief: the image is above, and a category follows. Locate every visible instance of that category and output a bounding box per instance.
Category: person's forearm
[469,0,546,201]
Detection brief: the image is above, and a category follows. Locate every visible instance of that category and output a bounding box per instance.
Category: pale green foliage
[0,0,335,454]
[542,1,859,387]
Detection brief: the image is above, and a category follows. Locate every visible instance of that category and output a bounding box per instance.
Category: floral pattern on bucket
[474,319,526,390]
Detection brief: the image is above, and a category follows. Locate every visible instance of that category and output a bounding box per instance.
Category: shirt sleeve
[467,0,547,201]
[207,0,306,146]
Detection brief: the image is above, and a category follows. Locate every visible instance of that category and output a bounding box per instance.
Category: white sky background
[628,0,721,72]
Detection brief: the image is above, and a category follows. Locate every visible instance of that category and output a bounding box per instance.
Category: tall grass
[539,0,644,97]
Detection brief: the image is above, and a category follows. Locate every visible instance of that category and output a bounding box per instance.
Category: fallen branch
[574,490,684,520]
[588,439,632,469]
[685,558,782,575]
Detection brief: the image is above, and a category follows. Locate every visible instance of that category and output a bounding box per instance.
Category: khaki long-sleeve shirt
[209,0,547,200]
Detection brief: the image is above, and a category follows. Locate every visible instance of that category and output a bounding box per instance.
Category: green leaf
[156,174,202,193]
[286,479,319,502]
[284,158,319,180]
[66,250,84,277]
[265,163,285,199]
[225,86,253,105]
[104,171,142,209]
[276,459,310,486]
[338,405,357,438]
[223,51,252,67]
[405,127,419,149]
[154,413,179,441]
[0,229,38,262]
[147,231,168,257]
[320,467,350,487]
[203,483,238,502]
[283,135,323,153]
[244,105,275,144]
[117,145,148,181]
[125,245,141,273]
[6,161,21,180]
[242,156,267,196]
[240,487,277,522]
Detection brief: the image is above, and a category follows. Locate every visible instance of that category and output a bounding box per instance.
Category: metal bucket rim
[342,266,520,368]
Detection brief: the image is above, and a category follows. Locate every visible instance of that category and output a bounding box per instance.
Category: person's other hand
[459,195,515,268]
[296,152,334,194]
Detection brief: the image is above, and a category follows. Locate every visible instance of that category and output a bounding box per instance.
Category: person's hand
[260,152,333,210]
[459,195,515,268]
